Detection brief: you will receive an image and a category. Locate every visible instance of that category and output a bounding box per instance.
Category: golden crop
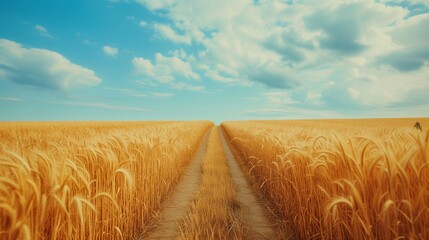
[0,121,212,240]
[222,119,429,240]
[2,119,427,240]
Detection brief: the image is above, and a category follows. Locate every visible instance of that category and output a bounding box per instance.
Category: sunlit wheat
[0,121,212,239]
[222,119,429,239]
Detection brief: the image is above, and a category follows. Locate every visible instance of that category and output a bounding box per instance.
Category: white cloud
[347,88,361,100]
[103,87,175,98]
[263,92,296,105]
[83,39,95,45]
[153,23,191,44]
[409,0,429,6]
[377,14,429,72]
[0,39,101,90]
[241,107,338,119]
[133,0,429,114]
[152,92,174,97]
[135,0,175,11]
[170,82,204,91]
[203,68,237,84]
[133,53,199,79]
[103,46,119,57]
[380,0,429,7]
[132,57,155,76]
[35,25,53,38]
[49,101,148,112]
[139,21,148,27]
[0,97,24,102]
[35,25,48,33]
[306,91,323,105]
[104,87,147,97]
[133,53,203,91]
[155,53,199,79]
[166,0,250,30]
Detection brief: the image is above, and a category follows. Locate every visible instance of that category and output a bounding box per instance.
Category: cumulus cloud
[377,14,429,71]
[247,67,300,89]
[305,6,366,54]
[134,0,429,113]
[133,52,203,91]
[264,39,307,64]
[133,57,155,76]
[0,39,101,90]
[153,23,191,44]
[103,45,119,57]
[133,53,199,81]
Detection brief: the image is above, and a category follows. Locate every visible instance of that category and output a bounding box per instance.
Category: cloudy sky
[0,0,428,123]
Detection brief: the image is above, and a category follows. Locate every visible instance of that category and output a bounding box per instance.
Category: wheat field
[221,119,429,239]
[1,119,428,239]
[0,121,212,239]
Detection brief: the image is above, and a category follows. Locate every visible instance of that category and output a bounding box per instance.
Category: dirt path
[142,128,211,240]
[142,127,279,239]
[219,128,277,239]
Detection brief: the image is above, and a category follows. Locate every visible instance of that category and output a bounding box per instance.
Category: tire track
[141,127,211,240]
[219,128,277,239]
[178,126,245,239]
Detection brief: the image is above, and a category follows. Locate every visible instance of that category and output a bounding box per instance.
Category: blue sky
[0,0,428,123]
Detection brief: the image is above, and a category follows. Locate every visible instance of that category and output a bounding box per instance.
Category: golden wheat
[222,119,429,240]
[0,121,212,240]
